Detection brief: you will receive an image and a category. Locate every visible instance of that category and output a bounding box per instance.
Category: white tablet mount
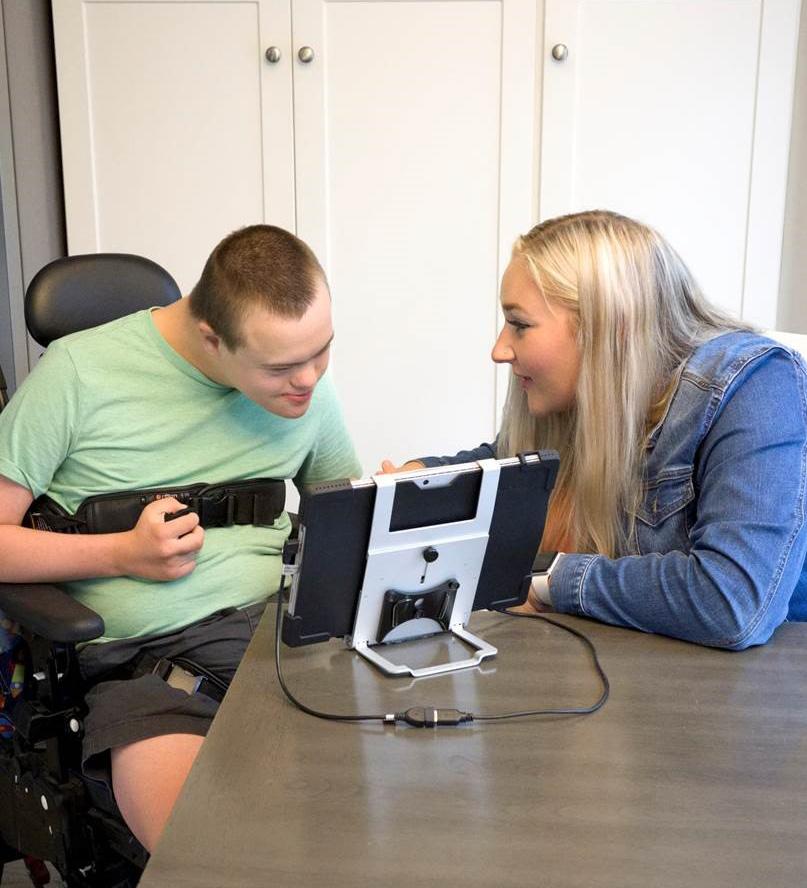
[345,459,501,678]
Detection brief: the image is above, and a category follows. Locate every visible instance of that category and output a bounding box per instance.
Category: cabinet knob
[551,43,568,62]
[298,46,315,64]
[265,46,281,64]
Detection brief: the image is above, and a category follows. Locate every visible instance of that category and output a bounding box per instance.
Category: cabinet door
[291,0,538,472]
[540,0,800,325]
[53,0,295,293]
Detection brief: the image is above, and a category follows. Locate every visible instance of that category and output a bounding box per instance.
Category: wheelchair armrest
[0,582,104,643]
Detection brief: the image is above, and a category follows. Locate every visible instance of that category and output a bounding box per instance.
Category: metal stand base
[353,625,497,678]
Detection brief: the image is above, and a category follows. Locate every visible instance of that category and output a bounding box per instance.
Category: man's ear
[197,321,222,356]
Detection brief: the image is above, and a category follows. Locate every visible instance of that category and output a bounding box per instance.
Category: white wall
[3,0,807,382]
[0,0,65,393]
[779,0,807,333]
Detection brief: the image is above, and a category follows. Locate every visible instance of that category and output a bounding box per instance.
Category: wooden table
[139,609,807,888]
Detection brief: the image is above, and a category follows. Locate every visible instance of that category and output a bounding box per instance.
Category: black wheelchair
[0,254,181,887]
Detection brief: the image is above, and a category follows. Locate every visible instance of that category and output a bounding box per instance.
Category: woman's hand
[510,584,554,615]
[377,459,426,474]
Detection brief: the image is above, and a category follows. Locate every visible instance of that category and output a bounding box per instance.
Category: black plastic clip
[377,579,459,642]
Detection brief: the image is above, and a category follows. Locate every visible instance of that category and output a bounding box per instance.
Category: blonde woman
[382,210,807,649]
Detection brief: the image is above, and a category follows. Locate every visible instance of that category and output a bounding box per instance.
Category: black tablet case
[282,450,559,646]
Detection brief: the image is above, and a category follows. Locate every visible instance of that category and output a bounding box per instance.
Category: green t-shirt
[0,309,361,642]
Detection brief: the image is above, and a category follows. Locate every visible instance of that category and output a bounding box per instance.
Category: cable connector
[396,707,474,728]
[281,538,299,564]
[281,538,300,577]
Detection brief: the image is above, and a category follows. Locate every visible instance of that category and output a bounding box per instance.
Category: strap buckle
[150,657,203,695]
[194,493,235,527]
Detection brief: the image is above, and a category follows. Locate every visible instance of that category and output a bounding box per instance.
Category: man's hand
[116,497,204,581]
[378,459,426,474]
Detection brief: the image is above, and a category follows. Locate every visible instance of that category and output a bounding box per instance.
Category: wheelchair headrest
[0,361,7,411]
[25,253,182,347]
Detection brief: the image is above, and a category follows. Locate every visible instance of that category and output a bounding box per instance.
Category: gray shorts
[77,601,267,811]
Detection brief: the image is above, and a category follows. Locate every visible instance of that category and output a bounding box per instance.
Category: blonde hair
[497,210,748,557]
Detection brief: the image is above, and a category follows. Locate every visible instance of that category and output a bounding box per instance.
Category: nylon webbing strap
[27,510,82,534]
[126,652,227,703]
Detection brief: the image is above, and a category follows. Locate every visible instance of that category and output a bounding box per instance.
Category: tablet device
[282,450,559,649]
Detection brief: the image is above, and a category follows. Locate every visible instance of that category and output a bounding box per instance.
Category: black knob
[422,546,439,563]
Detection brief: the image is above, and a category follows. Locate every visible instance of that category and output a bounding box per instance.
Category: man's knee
[111,733,205,852]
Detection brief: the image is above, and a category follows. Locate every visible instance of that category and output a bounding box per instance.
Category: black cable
[274,574,388,722]
[274,564,609,726]
[476,608,610,720]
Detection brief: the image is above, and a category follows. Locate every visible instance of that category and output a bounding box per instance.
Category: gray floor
[1,860,63,887]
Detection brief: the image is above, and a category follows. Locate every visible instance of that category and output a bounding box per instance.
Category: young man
[0,225,360,851]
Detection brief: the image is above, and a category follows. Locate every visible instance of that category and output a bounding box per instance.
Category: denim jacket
[422,332,807,649]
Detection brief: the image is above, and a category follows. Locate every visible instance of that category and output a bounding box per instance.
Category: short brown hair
[188,225,326,349]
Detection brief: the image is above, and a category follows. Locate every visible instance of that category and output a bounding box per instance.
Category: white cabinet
[52,0,800,471]
[53,0,296,289]
[539,0,800,325]
[291,0,538,467]
[53,0,538,471]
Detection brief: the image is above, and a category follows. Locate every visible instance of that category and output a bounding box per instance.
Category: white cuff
[530,551,564,605]
[531,573,552,605]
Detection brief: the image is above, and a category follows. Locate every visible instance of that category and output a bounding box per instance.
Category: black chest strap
[26,477,286,535]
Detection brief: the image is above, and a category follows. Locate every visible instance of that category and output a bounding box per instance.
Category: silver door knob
[265,46,281,64]
[551,43,568,62]
[298,46,315,64]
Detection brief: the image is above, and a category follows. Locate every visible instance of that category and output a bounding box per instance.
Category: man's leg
[111,733,205,852]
